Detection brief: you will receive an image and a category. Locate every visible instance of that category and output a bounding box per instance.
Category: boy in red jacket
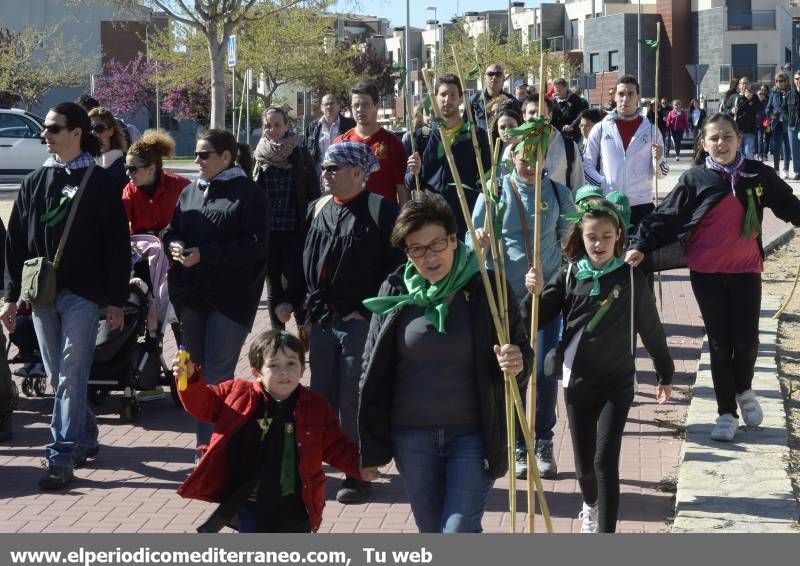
[176,329,379,533]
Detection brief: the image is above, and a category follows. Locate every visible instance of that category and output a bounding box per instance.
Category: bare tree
[101,0,324,129]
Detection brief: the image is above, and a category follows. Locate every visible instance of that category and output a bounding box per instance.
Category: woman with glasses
[88,107,128,193]
[163,129,269,459]
[252,106,319,331]
[766,73,792,178]
[358,192,532,532]
[122,130,190,235]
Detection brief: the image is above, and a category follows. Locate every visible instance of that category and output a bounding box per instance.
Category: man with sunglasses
[299,142,402,505]
[786,71,800,180]
[468,63,521,131]
[1,102,130,490]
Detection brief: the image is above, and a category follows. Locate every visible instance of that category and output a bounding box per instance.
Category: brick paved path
[0,166,792,533]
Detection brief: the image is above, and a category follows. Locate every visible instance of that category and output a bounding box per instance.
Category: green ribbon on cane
[740,188,762,240]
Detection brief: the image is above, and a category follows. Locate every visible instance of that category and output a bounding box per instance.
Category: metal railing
[727,10,776,30]
[719,64,778,84]
[544,35,582,52]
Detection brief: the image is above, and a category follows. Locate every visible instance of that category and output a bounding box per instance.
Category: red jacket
[176,370,362,532]
[122,171,190,234]
[666,109,689,133]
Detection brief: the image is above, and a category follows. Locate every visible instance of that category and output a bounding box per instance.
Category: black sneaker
[335,477,370,504]
[514,449,527,479]
[0,413,11,442]
[38,464,74,490]
[535,440,558,479]
[73,445,100,468]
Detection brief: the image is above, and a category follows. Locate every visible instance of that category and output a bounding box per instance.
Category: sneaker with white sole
[578,502,599,533]
[710,413,739,441]
[784,170,792,180]
[736,390,763,426]
[535,439,558,479]
[514,449,528,479]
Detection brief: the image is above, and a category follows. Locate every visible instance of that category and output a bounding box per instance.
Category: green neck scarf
[575,255,625,296]
[363,242,479,333]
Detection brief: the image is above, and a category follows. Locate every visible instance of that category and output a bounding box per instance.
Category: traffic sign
[227,35,237,67]
[685,64,709,85]
[578,74,596,91]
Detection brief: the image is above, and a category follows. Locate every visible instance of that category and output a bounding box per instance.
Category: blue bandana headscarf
[324,141,380,177]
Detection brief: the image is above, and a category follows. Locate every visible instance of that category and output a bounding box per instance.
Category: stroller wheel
[32,376,48,397]
[21,377,34,398]
[120,398,140,422]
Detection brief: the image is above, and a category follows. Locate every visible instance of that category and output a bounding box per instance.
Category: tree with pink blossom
[93,55,157,116]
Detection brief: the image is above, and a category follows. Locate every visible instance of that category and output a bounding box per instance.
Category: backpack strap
[313,192,381,227]
[313,194,334,219]
[564,137,575,190]
[508,177,534,269]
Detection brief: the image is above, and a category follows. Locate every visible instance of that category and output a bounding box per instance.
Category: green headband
[561,200,623,226]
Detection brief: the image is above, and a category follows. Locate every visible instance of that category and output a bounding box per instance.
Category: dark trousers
[266,229,304,330]
[689,271,761,417]
[566,386,634,533]
[0,334,14,415]
[772,121,791,172]
[670,130,685,157]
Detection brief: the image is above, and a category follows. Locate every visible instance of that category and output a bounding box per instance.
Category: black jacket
[104,154,129,196]
[787,87,800,128]
[522,264,673,399]
[630,160,800,269]
[467,90,521,131]
[163,174,270,329]
[304,115,356,165]
[552,92,589,135]
[4,165,130,306]
[253,145,320,227]
[722,93,762,134]
[358,267,533,479]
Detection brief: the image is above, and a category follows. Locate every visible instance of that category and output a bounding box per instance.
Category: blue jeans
[32,290,100,468]
[740,133,756,159]
[309,317,369,443]
[772,122,791,171]
[756,128,768,158]
[516,316,561,449]
[180,308,249,447]
[391,425,494,533]
[790,126,800,175]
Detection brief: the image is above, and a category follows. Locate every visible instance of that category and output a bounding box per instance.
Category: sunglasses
[485,71,503,78]
[43,124,67,134]
[124,164,139,174]
[91,123,108,133]
[321,164,344,173]
[776,79,786,83]
[194,150,218,160]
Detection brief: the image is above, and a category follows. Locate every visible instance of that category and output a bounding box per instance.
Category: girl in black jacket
[163,129,269,455]
[358,193,532,533]
[628,113,800,444]
[525,199,673,533]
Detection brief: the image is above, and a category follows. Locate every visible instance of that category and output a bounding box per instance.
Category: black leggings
[689,271,761,417]
[566,386,634,533]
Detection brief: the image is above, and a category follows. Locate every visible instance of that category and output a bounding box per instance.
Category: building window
[786,47,792,65]
[608,50,619,72]
[570,19,579,38]
[528,24,539,41]
[589,52,600,74]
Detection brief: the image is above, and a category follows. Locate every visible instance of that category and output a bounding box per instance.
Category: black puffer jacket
[358,267,533,479]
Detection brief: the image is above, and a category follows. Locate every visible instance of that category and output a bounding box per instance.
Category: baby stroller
[6,301,48,398]
[87,235,181,421]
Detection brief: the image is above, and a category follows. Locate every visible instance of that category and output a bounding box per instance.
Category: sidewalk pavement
[0,160,795,533]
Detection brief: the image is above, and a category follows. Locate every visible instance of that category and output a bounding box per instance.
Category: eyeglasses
[90,123,108,133]
[124,164,139,174]
[486,71,503,78]
[194,150,218,160]
[321,164,344,173]
[43,124,66,134]
[405,237,451,259]
[776,78,786,83]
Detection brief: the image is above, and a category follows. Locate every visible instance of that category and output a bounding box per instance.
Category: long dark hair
[50,102,101,156]
[197,129,253,174]
[693,112,740,164]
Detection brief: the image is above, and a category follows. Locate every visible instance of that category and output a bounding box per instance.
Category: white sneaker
[675,156,680,162]
[710,413,739,441]
[736,390,763,426]
[578,502,599,533]
[783,170,792,180]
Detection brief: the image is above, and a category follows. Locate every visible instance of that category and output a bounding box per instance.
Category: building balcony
[719,64,778,84]
[727,10,776,31]
[544,35,582,53]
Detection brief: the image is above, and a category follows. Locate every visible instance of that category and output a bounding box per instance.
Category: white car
[0,107,48,181]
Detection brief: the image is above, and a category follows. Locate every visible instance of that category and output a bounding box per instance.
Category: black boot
[0,412,12,442]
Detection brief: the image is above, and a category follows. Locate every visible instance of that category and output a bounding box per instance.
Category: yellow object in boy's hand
[176,346,191,391]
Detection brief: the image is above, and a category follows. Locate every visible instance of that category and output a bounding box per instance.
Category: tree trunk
[207,33,227,130]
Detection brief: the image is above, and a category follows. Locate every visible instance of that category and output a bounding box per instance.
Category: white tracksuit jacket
[582,114,669,206]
